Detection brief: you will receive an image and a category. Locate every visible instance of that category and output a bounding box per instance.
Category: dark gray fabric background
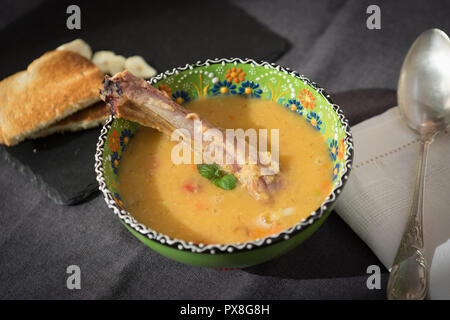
[1,0,449,299]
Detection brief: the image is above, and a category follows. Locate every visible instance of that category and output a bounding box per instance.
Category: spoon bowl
[398,28,450,135]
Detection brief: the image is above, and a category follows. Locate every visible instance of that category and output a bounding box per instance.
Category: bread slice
[0,50,104,146]
[30,101,110,139]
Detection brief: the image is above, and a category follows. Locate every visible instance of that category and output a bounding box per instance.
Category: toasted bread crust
[30,102,110,139]
[0,50,104,146]
[49,101,109,127]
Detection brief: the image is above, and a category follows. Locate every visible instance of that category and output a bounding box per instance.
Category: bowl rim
[94,57,354,255]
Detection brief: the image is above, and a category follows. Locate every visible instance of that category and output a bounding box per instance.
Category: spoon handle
[387,138,431,300]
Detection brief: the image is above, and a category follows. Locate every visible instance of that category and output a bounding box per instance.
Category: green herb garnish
[197,164,221,180]
[197,164,237,190]
[212,174,237,190]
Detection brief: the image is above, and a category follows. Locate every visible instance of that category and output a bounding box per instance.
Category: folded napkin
[335,107,450,299]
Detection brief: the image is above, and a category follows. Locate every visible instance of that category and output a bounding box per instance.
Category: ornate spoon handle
[387,137,431,300]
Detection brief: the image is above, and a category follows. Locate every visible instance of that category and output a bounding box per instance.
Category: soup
[117,96,334,244]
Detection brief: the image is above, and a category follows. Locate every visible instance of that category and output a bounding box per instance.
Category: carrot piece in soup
[182,181,201,193]
[194,201,205,210]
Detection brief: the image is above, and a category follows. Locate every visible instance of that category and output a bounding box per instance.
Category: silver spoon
[387,28,450,300]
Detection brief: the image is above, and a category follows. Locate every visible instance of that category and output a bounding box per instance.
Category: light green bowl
[95,58,354,268]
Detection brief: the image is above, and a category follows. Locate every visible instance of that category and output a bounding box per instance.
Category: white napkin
[335,107,450,299]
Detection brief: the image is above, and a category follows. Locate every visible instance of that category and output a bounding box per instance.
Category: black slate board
[0,0,289,205]
[0,129,102,205]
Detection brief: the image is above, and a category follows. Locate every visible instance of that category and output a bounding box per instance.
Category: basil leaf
[197,164,219,179]
[213,174,237,190]
[197,164,237,190]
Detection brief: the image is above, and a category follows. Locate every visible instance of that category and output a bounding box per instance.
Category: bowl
[95,58,353,268]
